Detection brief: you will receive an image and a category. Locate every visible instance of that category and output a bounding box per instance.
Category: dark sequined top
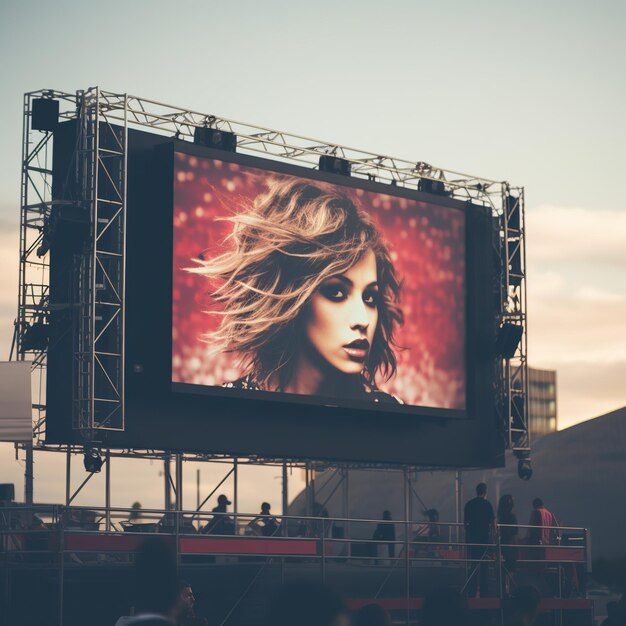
[223,374,402,404]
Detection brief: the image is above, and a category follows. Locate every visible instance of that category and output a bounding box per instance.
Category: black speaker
[495,323,523,359]
[506,195,520,231]
[0,483,15,501]
[418,178,447,196]
[31,98,59,132]
[319,155,351,176]
[193,127,237,152]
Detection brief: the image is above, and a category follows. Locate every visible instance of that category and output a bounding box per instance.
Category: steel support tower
[12,86,528,460]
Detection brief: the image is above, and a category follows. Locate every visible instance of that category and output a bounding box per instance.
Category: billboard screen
[47,123,501,467]
[172,153,466,415]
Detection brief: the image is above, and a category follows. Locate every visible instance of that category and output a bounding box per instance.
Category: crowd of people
[113,484,610,626]
[462,482,574,599]
[124,534,600,626]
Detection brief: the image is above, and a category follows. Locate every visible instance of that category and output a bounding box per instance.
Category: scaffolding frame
[73,87,127,434]
[11,86,528,475]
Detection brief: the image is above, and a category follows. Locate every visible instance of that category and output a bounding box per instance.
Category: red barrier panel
[54,532,154,552]
[179,536,319,556]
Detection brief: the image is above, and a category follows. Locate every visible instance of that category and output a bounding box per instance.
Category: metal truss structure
[12,86,528,464]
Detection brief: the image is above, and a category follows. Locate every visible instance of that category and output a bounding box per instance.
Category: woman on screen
[190,177,404,403]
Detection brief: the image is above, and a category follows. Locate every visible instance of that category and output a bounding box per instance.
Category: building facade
[527,367,558,436]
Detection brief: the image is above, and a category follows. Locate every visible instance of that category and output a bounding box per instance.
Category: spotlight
[319,155,351,177]
[495,323,523,359]
[514,449,532,480]
[517,458,533,481]
[83,448,103,473]
[193,127,237,152]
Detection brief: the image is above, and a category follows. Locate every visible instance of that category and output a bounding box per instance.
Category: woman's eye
[320,285,346,302]
[363,291,379,307]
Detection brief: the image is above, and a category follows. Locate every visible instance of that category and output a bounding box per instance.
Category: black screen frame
[46,122,502,468]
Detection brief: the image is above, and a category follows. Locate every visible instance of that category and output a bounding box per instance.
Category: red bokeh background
[172,153,466,410]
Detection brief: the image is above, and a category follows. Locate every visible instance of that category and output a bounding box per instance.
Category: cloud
[527,205,626,265]
[524,204,626,427]
[576,286,626,302]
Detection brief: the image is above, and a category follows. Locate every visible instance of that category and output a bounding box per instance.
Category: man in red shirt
[528,498,559,545]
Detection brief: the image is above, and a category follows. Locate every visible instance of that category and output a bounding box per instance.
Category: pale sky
[0,0,625,506]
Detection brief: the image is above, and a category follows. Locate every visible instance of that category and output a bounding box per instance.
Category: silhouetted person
[127,537,179,625]
[415,508,441,542]
[248,502,279,537]
[263,580,349,626]
[527,498,559,545]
[498,494,519,594]
[464,482,495,597]
[129,501,142,522]
[353,603,391,626]
[202,494,235,535]
[503,585,541,626]
[372,510,396,558]
[421,587,469,626]
[175,580,207,626]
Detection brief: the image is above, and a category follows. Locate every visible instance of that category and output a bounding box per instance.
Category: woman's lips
[343,340,369,361]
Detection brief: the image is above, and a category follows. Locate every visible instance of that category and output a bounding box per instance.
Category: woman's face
[305,249,379,375]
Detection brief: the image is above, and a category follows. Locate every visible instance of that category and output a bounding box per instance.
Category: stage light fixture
[83,448,103,473]
[495,322,523,359]
[319,155,351,177]
[517,458,533,481]
[514,448,533,481]
[193,127,237,152]
[31,98,59,132]
[418,178,448,196]
[20,321,49,352]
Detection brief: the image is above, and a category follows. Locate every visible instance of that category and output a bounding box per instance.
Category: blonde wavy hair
[190,177,403,389]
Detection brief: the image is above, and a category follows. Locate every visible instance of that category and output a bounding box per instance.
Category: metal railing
[0,503,592,625]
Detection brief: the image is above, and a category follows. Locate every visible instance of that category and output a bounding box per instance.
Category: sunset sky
[0,0,624,507]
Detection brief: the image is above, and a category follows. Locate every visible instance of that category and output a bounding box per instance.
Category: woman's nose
[348,296,369,330]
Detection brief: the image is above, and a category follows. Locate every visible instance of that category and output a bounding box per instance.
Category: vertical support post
[321,527,326,583]
[403,467,410,626]
[282,462,288,537]
[342,467,350,541]
[305,463,311,517]
[175,454,183,511]
[164,454,172,512]
[455,471,463,545]
[233,457,238,533]
[196,469,200,512]
[24,444,34,504]
[58,522,64,626]
[310,467,316,514]
[65,449,71,507]
[175,454,183,536]
[495,518,503,599]
[105,449,111,531]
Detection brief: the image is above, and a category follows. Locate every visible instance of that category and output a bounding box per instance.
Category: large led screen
[172,152,466,414]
